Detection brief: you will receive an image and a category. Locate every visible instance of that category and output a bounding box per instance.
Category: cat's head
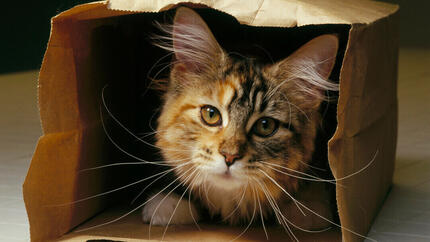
[155,7,338,197]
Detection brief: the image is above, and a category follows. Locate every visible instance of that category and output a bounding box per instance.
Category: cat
[141,6,339,234]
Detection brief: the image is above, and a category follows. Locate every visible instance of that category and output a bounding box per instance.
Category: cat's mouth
[221,169,233,178]
[208,166,236,180]
[217,168,245,182]
[203,167,247,191]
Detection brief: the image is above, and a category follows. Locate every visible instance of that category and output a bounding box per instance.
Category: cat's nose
[221,152,242,167]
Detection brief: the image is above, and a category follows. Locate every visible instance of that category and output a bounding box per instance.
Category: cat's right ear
[171,7,225,75]
[266,35,339,111]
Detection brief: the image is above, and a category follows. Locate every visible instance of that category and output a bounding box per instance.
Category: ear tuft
[267,34,339,110]
[169,7,224,73]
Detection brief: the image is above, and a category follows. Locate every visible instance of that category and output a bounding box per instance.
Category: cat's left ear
[171,7,225,74]
[266,35,339,110]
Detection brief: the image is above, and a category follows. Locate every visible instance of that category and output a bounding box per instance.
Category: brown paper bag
[23,0,399,241]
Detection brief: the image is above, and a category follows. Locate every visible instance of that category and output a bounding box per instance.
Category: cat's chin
[206,171,247,192]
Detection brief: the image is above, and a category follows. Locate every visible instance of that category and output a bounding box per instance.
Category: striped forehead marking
[228,66,269,112]
[217,81,237,107]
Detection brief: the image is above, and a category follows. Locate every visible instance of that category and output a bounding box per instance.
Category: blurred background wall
[380,0,430,47]
[0,0,428,74]
[0,1,93,74]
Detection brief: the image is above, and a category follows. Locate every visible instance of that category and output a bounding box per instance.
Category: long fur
[153,22,339,101]
[153,21,224,73]
[144,7,341,238]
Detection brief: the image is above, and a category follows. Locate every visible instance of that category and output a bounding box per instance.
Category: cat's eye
[200,105,222,126]
[252,117,279,137]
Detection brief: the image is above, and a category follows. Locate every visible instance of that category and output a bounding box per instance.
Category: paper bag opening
[24,2,398,242]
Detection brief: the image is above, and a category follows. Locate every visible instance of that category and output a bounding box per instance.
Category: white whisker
[260,169,377,241]
[203,174,215,208]
[254,178,297,241]
[49,166,181,207]
[260,161,338,185]
[74,167,192,233]
[101,85,192,153]
[141,51,175,97]
[161,169,199,240]
[130,162,190,204]
[230,181,255,242]
[255,185,269,240]
[298,160,326,171]
[188,171,202,231]
[261,148,378,183]
[222,179,248,222]
[149,167,197,239]
[100,107,173,166]
[259,169,306,216]
[78,161,172,173]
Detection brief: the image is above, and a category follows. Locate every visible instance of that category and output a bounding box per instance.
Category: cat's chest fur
[196,182,258,223]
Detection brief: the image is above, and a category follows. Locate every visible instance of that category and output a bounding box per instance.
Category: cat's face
[159,62,301,192]
[156,7,338,200]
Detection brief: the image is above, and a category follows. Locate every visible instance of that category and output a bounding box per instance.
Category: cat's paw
[142,192,200,225]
